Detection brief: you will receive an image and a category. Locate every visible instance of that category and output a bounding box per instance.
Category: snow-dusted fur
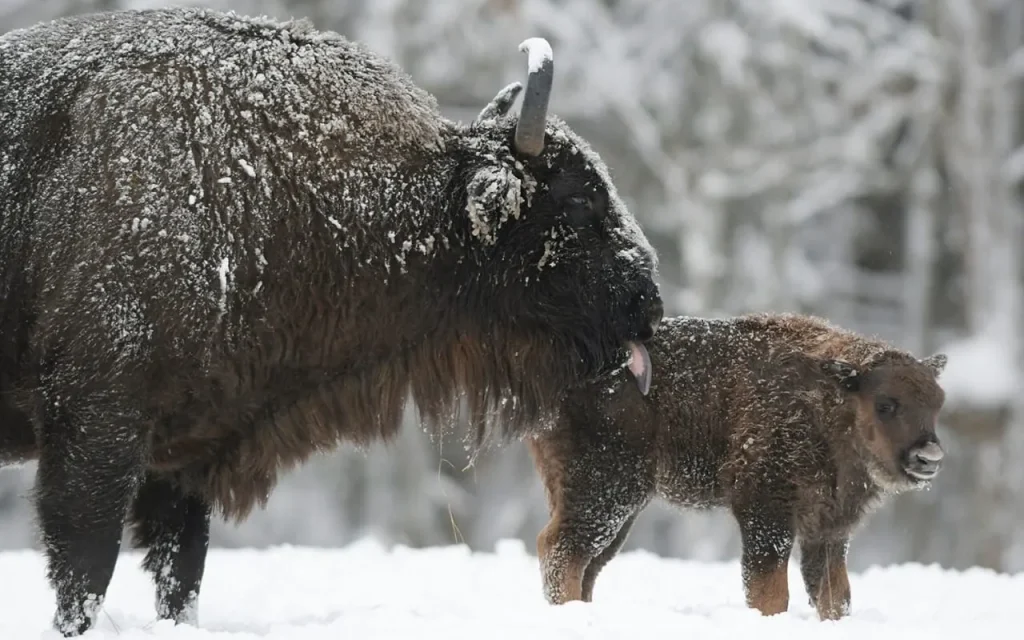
[527,313,947,621]
[0,7,663,636]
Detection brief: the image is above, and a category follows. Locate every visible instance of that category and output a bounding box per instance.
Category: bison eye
[563,193,598,229]
[566,194,591,208]
[875,398,898,417]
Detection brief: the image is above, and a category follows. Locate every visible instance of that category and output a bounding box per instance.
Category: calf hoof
[753,604,789,617]
[816,601,850,621]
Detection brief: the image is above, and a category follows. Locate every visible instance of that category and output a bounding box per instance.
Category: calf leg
[530,441,650,606]
[580,511,639,602]
[734,506,794,616]
[536,513,590,603]
[129,474,212,625]
[799,537,851,620]
[537,502,640,604]
[35,392,148,637]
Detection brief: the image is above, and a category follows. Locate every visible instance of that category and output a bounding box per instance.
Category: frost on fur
[0,6,662,637]
[466,165,522,245]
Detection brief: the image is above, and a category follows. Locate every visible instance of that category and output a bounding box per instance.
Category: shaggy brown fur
[527,312,948,620]
[0,8,663,636]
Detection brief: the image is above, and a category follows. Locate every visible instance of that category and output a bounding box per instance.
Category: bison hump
[0,6,444,169]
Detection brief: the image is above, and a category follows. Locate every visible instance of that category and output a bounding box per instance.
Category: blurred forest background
[1,0,1022,575]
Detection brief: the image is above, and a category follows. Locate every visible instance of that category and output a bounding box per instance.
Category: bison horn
[476,82,524,123]
[514,37,553,157]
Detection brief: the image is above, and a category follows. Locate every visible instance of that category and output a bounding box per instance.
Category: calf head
[821,352,947,491]
[447,38,663,442]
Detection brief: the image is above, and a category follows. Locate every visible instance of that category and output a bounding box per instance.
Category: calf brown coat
[528,312,947,620]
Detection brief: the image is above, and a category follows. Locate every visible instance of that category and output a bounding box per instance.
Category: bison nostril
[647,297,665,334]
[627,289,664,338]
[913,442,944,464]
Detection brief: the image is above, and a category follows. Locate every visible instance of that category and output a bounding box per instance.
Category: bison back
[0,7,447,380]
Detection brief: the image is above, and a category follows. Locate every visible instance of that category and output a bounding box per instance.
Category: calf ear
[821,359,860,391]
[465,164,522,246]
[920,353,948,377]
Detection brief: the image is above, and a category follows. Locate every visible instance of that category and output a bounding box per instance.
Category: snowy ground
[0,538,1019,639]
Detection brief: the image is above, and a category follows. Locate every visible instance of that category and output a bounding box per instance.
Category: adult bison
[0,6,663,636]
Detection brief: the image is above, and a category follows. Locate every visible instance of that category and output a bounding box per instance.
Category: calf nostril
[913,442,944,465]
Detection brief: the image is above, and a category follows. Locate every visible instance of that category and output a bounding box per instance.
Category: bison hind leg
[129,473,212,626]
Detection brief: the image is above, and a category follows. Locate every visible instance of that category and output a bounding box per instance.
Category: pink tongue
[627,341,652,396]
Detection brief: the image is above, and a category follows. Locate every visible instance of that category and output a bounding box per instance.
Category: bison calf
[527,312,947,620]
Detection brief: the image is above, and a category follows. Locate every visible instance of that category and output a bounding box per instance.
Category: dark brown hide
[0,7,663,635]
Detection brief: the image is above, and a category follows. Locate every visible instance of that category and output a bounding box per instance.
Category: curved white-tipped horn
[514,37,553,156]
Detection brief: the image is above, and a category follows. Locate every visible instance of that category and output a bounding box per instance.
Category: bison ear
[465,164,522,245]
[920,353,948,377]
[821,359,860,391]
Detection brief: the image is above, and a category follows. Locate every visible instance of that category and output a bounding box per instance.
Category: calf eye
[875,398,898,416]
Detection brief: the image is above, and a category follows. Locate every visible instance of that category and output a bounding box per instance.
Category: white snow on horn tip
[519,37,553,73]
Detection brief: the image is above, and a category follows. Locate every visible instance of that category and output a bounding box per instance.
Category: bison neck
[146,151,502,520]
[792,412,883,538]
[254,157,467,363]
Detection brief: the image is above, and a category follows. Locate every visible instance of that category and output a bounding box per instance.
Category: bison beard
[0,7,663,636]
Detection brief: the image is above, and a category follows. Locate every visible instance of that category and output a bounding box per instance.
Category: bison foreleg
[734,505,795,616]
[35,393,148,637]
[129,474,211,626]
[799,537,851,620]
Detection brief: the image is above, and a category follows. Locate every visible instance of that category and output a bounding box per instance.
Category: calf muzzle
[903,440,944,481]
